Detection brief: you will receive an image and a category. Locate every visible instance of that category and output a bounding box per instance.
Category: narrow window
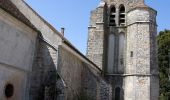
[4,84,14,98]
[115,87,120,100]
[109,6,116,26]
[119,5,125,26]
[130,51,133,57]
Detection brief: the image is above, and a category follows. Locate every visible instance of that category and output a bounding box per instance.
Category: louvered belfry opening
[109,6,116,26]
[119,5,125,26]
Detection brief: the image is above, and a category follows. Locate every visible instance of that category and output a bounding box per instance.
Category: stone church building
[0,0,159,100]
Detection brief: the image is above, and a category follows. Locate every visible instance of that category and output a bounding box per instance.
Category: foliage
[157,29,170,100]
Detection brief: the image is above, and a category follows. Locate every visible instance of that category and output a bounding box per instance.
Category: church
[0,0,159,100]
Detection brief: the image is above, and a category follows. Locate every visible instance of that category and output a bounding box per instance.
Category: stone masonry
[87,0,159,100]
[0,0,111,99]
[0,0,159,100]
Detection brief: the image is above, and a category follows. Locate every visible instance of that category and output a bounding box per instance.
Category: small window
[109,6,116,26]
[119,5,125,26]
[4,84,14,98]
[130,51,133,57]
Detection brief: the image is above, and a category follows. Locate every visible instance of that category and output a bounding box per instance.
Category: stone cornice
[127,21,157,27]
[105,73,159,77]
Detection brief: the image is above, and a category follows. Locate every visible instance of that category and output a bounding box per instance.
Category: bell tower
[87,0,159,100]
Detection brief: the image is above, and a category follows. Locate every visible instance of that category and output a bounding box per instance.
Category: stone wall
[29,38,58,100]
[30,35,112,100]
[87,2,107,69]
[6,1,66,99]
[58,44,111,100]
[0,1,114,100]
[11,0,63,48]
[0,8,37,100]
[124,7,159,100]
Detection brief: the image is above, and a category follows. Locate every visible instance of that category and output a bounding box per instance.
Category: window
[131,51,133,57]
[115,87,120,100]
[109,6,116,26]
[4,84,14,98]
[119,5,125,26]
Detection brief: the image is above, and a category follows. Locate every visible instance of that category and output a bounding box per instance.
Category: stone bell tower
[87,0,159,100]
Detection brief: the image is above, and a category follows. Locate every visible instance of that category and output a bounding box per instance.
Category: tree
[157,29,170,100]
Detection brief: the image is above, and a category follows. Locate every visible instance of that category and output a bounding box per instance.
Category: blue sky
[25,0,170,54]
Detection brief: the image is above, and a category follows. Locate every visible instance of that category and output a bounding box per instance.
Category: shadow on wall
[57,45,111,100]
[29,34,64,100]
[28,34,112,100]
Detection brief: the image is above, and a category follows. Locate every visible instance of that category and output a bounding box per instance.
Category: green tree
[157,29,170,100]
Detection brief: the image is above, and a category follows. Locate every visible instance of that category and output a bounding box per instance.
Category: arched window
[119,5,125,26]
[115,87,120,100]
[109,6,116,26]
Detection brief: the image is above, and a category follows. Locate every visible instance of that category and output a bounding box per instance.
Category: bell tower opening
[119,5,125,26]
[109,5,116,26]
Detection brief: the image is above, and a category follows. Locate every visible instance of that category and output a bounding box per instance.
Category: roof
[0,0,38,31]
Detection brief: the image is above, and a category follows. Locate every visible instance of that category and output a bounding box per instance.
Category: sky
[25,0,170,54]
